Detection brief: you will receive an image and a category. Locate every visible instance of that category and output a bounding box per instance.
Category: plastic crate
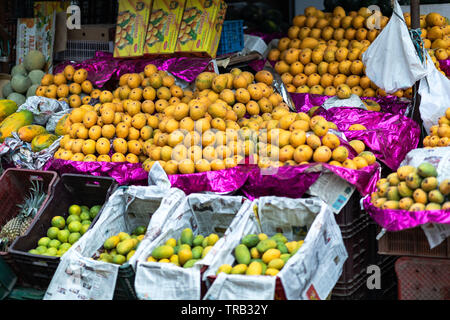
[0,169,59,273]
[377,226,450,258]
[114,264,137,300]
[54,40,114,62]
[368,257,398,300]
[0,255,17,300]
[337,215,372,285]
[335,191,366,233]
[5,286,45,300]
[331,273,369,300]
[217,20,244,56]
[8,174,118,290]
[396,257,450,300]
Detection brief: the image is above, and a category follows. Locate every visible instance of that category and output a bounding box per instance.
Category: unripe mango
[216,264,233,275]
[386,173,400,186]
[116,239,135,255]
[180,228,194,246]
[192,246,203,259]
[386,186,400,201]
[241,234,260,248]
[183,258,200,268]
[271,233,288,243]
[425,203,441,210]
[428,190,444,204]
[235,244,251,265]
[104,235,120,250]
[246,261,263,275]
[151,245,174,260]
[231,264,248,274]
[417,162,437,178]
[192,235,204,247]
[421,177,438,192]
[256,239,277,253]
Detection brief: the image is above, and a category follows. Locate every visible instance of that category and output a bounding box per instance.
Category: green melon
[24,50,46,72]
[7,92,26,107]
[2,81,13,99]
[27,84,40,98]
[11,75,32,94]
[28,70,45,85]
[11,64,27,78]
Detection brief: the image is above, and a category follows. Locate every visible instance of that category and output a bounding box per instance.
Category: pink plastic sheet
[43,158,148,186]
[314,106,421,170]
[363,194,450,232]
[43,157,379,200]
[53,51,212,87]
[439,59,450,78]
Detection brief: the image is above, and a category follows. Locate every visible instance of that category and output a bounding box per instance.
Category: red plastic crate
[396,257,450,300]
[0,169,59,275]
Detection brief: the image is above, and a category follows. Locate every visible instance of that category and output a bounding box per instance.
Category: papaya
[18,124,47,142]
[31,133,58,152]
[0,110,33,142]
[0,100,18,122]
[55,114,70,136]
[234,244,251,265]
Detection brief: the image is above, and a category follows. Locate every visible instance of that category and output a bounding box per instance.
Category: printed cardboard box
[176,0,226,58]
[114,0,153,58]
[144,0,186,55]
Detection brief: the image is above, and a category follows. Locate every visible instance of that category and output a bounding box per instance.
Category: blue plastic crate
[217,20,244,56]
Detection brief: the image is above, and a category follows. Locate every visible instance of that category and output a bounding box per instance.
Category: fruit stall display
[267,6,449,98]
[0,0,449,301]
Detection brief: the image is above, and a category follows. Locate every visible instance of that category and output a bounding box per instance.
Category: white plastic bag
[43,169,185,300]
[133,193,254,300]
[203,197,347,300]
[418,51,450,134]
[362,0,429,93]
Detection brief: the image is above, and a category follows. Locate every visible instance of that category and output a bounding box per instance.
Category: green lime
[57,229,70,243]
[68,232,81,244]
[45,247,58,256]
[81,205,90,212]
[80,211,91,221]
[36,246,47,254]
[51,216,66,229]
[56,249,68,257]
[133,225,147,236]
[68,221,82,233]
[48,239,61,249]
[60,243,71,251]
[68,204,82,216]
[81,220,91,226]
[47,227,60,239]
[80,224,90,235]
[28,249,39,255]
[89,205,102,219]
[66,214,81,225]
[38,237,51,247]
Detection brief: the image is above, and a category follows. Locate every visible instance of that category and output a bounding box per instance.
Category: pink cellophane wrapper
[167,164,253,195]
[53,52,211,87]
[363,194,450,232]
[315,107,421,170]
[241,162,380,200]
[439,59,450,78]
[43,158,148,186]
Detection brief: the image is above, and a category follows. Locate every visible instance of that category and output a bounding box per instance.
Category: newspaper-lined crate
[8,174,117,290]
[0,169,59,275]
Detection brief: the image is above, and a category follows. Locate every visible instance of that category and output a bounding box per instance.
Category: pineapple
[0,180,46,251]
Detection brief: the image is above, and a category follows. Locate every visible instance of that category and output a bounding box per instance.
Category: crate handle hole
[29,175,44,182]
[85,181,101,187]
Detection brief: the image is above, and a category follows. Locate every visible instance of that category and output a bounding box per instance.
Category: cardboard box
[113,0,153,58]
[68,25,116,42]
[144,0,186,55]
[176,0,227,58]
